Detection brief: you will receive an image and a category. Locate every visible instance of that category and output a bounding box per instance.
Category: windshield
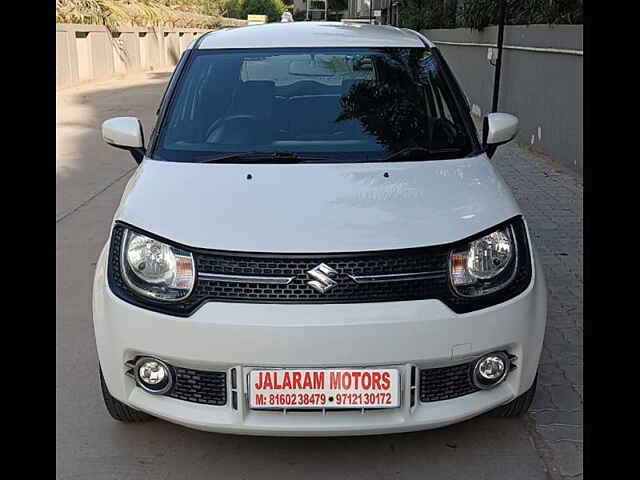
[153,47,478,163]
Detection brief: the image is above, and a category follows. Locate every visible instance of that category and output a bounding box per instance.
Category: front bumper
[92,245,546,436]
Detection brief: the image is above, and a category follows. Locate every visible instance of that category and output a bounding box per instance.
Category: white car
[94,22,546,436]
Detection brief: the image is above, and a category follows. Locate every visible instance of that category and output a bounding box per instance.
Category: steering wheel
[205,114,260,142]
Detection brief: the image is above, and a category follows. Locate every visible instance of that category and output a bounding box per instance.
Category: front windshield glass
[154,47,477,162]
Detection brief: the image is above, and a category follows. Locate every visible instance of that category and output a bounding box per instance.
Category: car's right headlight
[120,229,195,301]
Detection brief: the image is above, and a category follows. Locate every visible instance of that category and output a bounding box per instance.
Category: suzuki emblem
[306,263,338,294]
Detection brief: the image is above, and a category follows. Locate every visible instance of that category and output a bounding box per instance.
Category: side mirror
[482,113,518,158]
[102,117,146,164]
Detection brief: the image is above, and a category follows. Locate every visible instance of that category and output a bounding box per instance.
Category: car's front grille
[193,248,448,304]
[168,366,227,406]
[419,361,480,402]
[108,217,531,317]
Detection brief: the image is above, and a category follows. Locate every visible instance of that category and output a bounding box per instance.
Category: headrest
[232,81,276,115]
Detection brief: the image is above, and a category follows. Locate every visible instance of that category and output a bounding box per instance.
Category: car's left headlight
[449,225,518,297]
[120,229,195,301]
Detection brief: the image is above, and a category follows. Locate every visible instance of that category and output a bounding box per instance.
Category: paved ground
[489,141,583,480]
[56,72,582,479]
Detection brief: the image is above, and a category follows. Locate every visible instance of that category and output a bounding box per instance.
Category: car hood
[115,155,521,253]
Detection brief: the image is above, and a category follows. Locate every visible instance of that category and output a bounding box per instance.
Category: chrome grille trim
[347,270,447,284]
[198,272,295,285]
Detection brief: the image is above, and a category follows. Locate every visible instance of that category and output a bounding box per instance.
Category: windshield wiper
[375,146,464,163]
[195,152,331,164]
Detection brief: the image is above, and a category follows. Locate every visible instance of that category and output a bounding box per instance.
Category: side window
[156,50,190,116]
[419,56,454,122]
[418,54,467,148]
[432,82,455,123]
[164,59,215,141]
[160,54,243,145]
[148,49,191,153]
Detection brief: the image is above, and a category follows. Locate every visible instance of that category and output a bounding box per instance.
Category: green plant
[457,0,583,30]
[240,0,288,21]
[398,0,583,31]
[454,0,495,30]
[222,0,244,17]
[398,0,457,32]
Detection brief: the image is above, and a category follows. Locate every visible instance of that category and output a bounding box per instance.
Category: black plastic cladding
[419,361,480,402]
[169,366,227,406]
[107,216,532,317]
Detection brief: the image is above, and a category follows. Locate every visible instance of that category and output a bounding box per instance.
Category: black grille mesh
[168,366,227,406]
[193,249,448,304]
[419,361,480,402]
[107,217,531,316]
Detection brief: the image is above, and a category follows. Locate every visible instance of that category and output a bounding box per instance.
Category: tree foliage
[239,0,288,21]
[399,0,583,31]
[221,0,244,18]
[398,0,456,31]
[458,0,583,30]
[56,0,252,26]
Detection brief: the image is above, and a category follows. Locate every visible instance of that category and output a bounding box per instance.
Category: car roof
[196,22,433,50]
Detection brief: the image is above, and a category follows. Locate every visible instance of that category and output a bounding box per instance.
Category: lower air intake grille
[419,361,480,402]
[168,366,227,406]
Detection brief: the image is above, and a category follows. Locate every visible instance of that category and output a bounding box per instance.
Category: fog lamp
[472,352,510,389]
[134,357,173,394]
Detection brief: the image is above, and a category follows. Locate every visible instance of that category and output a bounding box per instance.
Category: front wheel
[100,367,154,423]
[489,372,537,418]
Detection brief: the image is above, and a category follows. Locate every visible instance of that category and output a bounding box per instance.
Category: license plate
[248,368,400,409]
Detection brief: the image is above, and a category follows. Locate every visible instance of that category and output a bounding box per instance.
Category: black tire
[100,367,154,423]
[489,372,537,418]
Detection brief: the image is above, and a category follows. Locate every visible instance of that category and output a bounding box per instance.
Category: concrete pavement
[56,72,581,479]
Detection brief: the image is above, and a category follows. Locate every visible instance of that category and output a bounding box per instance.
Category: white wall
[56,22,247,90]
